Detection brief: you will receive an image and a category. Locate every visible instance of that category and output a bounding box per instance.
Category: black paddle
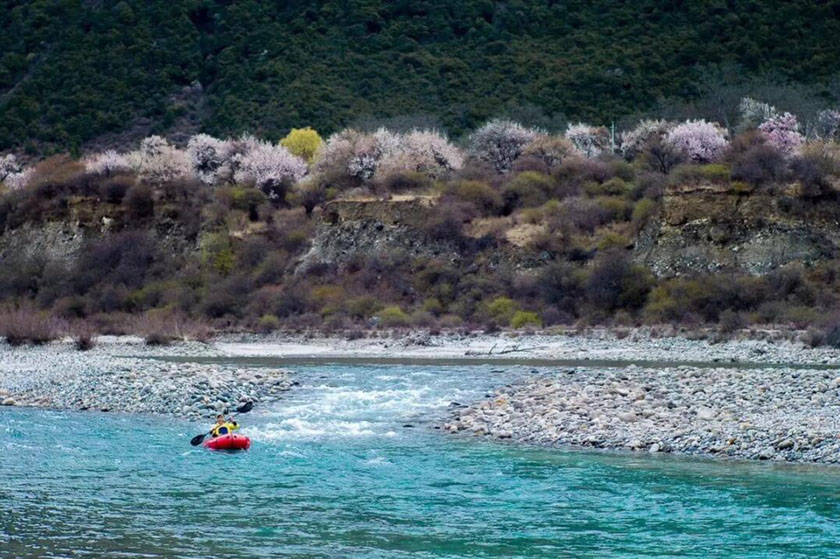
[190,401,254,446]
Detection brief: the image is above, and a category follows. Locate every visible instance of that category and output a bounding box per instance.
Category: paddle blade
[236,401,254,414]
[190,433,206,446]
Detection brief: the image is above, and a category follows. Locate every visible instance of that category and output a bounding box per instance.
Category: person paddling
[190,402,253,447]
[210,413,239,438]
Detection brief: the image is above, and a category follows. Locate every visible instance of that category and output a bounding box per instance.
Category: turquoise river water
[3,362,840,558]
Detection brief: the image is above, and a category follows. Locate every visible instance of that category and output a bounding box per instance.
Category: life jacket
[211,421,239,437]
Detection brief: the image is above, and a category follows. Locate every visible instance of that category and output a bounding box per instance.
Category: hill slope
[2,0,840,152]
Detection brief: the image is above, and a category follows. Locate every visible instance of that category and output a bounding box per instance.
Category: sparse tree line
[2,97,840,344]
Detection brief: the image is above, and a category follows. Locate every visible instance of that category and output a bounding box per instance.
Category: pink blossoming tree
[665,120,729,163]
[758,112,803,155]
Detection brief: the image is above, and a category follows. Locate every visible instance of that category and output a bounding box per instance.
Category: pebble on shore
[445,365,840,464]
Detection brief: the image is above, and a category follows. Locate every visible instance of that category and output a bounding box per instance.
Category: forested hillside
[3,0,840,153]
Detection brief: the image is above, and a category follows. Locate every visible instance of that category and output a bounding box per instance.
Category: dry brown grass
[0,304,65,346]
[505,223,546,247]
[465,216,511,239]
[132,312,215,345]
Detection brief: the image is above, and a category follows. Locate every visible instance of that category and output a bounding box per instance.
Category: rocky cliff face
[0,196,196,268]
[0,221,88,266]
[297,195,544,274]
[7,185,838,281]
[635,184,840,277]
[298,196,463,271]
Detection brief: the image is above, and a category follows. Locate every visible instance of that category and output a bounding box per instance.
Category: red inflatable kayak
[203,433,251,451]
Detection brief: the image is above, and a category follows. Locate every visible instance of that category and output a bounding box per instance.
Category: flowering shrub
[128,136,191,185]
[564,123,610,158]
[372,128,402,160]
[815,109,840,141]
[0,154,31,190]
[759,112,803,155]
[233,141,307,202]
[620,120,674,160]
[84,150,132,177]
[665,120,728,163]
[521,135,578,170]
[315,129,372,182]
[378,129,463,179]
[316,127,462,183]
[345,135,382,182]
[468,119,541,173]
[187,134,232,185]
[738,97,778,131]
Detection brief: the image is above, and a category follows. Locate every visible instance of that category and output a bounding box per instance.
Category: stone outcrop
[298,195,462,270]
[635,183,840,276]
[321,195,437,228]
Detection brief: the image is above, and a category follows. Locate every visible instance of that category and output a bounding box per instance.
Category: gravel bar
[445,365,840,464]
[0,338,294,420]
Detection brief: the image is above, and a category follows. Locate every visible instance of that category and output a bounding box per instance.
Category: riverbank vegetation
[3,97,840,344]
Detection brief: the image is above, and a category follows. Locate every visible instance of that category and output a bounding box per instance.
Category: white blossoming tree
[187,134,233,185]
[814,109,840,141]
[377,129,464,179]
[315,127,461,184]
[0,154,31,190]
[314,129,370,183]
[619,120,675,160]
[737,97,778,132]
[84,150,132,177]
[520,135,578,170]
[468,119,541,173]
[234,141,307,203]
[128,136,192,185]
[564,123,610,159]
[665,120,729,163]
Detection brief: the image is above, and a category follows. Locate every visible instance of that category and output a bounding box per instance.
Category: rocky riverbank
[444,365,840,464]
[0,338,294,420]
[215,327,840,365]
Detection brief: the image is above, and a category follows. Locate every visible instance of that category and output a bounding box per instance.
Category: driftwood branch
[465,344,545,356]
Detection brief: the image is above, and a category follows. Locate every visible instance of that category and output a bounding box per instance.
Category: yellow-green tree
[280,127,323,163]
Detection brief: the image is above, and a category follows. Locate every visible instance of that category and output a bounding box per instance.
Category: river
[3,361,840,558]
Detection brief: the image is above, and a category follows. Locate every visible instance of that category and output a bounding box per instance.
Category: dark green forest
[2,0,840,153]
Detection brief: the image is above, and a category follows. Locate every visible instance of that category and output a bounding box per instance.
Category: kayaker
[210,414,239,438]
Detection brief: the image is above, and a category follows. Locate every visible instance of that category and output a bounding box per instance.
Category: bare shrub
[123,183,155,220]
[0,305,64,346]
[584,250,653,312]
[451,180,503,215]
[789,155,834,198]
[98,175,135,204]
[801,328,825,348]
[373,170,432,193]
[730,143,787,187]
[822,321,840,349]
[421,203,471,247]
[718,309,747,334]
[345,329,366,341]
[551,196,616,234]
[553,157,610,196]
[132,312,213,345]
[72,321,97,351]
